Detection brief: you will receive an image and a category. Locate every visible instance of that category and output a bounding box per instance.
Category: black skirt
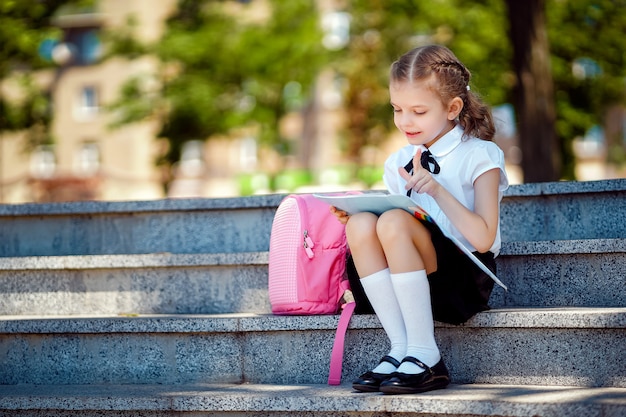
[347,219,496,325]
[421,219,495,325]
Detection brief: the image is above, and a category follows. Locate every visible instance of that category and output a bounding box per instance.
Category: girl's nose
[398,113,413,129]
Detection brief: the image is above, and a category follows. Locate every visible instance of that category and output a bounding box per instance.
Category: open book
[313,192,507,291]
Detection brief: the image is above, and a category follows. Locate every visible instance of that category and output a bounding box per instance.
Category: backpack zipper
[303,230,315,259]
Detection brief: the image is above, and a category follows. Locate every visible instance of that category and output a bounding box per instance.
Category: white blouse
[383,124,509,256]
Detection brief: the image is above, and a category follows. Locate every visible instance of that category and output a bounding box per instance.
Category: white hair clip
[466,85,471,91]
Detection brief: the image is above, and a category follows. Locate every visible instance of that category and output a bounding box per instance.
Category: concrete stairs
[0,179,625,416]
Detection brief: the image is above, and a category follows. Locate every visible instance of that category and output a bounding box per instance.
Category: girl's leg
[376,210,440,372]
[345,212,388,276]
[390,271,439,371]
[376,209,437,274]
[359,269,405,374]
[346,213,406,389]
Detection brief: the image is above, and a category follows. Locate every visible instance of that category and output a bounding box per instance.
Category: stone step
[500,179,626,242]
[491,238,626,308]
[0,196,280,257]
[1,382,625,417]
[0,308,624,387]
[0,252,271,315]
[1,238,624,316]
[1,179,624,257]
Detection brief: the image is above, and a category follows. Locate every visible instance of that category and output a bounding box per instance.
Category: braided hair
[390,45,495,141]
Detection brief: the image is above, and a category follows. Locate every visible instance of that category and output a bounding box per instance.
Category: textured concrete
[0,308,624,387]
[500,179,626,242]
[0,383,624,417]
[0,179,625,416]
[0,180,626,417]
[0,252,270,315]
[0,179,624,257]
[1,238,624,315]
[0,195,282,257]
[491,238,626,308]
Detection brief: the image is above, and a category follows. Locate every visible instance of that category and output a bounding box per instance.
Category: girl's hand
[398,148,441,197]
[330,206,350,225]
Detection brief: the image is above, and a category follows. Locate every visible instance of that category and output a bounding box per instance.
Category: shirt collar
[415,124,464,158]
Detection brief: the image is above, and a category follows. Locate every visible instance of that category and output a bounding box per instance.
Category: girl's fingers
[413,148,422,172]
[398,149,435,194]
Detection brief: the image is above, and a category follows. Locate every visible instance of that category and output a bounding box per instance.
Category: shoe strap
[401,356,433,374]
[379,355,401,368]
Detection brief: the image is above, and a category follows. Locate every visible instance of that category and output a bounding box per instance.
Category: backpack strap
[327,301,356,385]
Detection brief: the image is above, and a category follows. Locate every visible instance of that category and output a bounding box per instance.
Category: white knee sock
[390,270,441,374]
[360,268,406,374]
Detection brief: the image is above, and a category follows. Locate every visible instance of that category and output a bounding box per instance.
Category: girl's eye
[414,111,426,115]
[392,108,401,113]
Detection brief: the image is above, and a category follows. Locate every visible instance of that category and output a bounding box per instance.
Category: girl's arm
[399,149,501,253]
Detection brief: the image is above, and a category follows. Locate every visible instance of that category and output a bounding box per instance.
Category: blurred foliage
[72,0,626,181]
[0,0,92,148]
[548,0,626,172]
[102,15,147,59]
[0,74,53,148]
[0,0,67,76]
[108,0,329,166]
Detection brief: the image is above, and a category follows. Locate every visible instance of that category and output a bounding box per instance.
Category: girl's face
[389,79,460,148]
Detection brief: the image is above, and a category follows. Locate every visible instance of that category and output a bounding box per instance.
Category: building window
[75,85,99,120]
[30,145,57,179]
[74,142,100,177]
[65,27,101,65]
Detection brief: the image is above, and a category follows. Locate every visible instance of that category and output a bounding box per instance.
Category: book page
[313,193,429,218]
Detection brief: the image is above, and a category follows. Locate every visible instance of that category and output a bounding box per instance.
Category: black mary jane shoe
[352,355,401,392]
[379,356,450,395]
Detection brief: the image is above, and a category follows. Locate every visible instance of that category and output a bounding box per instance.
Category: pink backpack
[268,193,356,384]
[269,193,351,315]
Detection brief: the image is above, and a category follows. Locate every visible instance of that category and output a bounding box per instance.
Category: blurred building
[0,0,177,203]
[0,0,354,203]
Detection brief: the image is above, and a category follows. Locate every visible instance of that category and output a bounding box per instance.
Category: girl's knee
[376,210,412,235]
[346,212,378,242]
[376,209,428,243]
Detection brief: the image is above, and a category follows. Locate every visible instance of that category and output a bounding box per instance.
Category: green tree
[547,0,626,177]
[108,0,329,180]
[0,0,95,203]
[0,0,78,147]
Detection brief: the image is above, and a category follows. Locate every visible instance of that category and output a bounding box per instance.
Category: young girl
[331,45,508,395]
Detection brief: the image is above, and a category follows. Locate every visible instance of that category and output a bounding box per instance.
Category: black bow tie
[403,150,441,175]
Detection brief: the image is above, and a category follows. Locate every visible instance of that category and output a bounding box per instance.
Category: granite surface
[0,308,624,387]
[0,252,271,315]
[0,178,623,216]
[0,238,623,316]
[0,383,624,417]
[0,179,624,257]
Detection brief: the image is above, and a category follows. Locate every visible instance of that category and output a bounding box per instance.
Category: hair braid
[390,45,495,141]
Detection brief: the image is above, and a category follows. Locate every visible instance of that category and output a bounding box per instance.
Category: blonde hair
[390,45,495,141]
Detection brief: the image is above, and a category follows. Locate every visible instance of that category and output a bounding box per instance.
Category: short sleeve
[468,142,509,192]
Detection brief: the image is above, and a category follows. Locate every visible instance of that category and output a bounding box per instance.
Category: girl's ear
[447,97,464,120]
